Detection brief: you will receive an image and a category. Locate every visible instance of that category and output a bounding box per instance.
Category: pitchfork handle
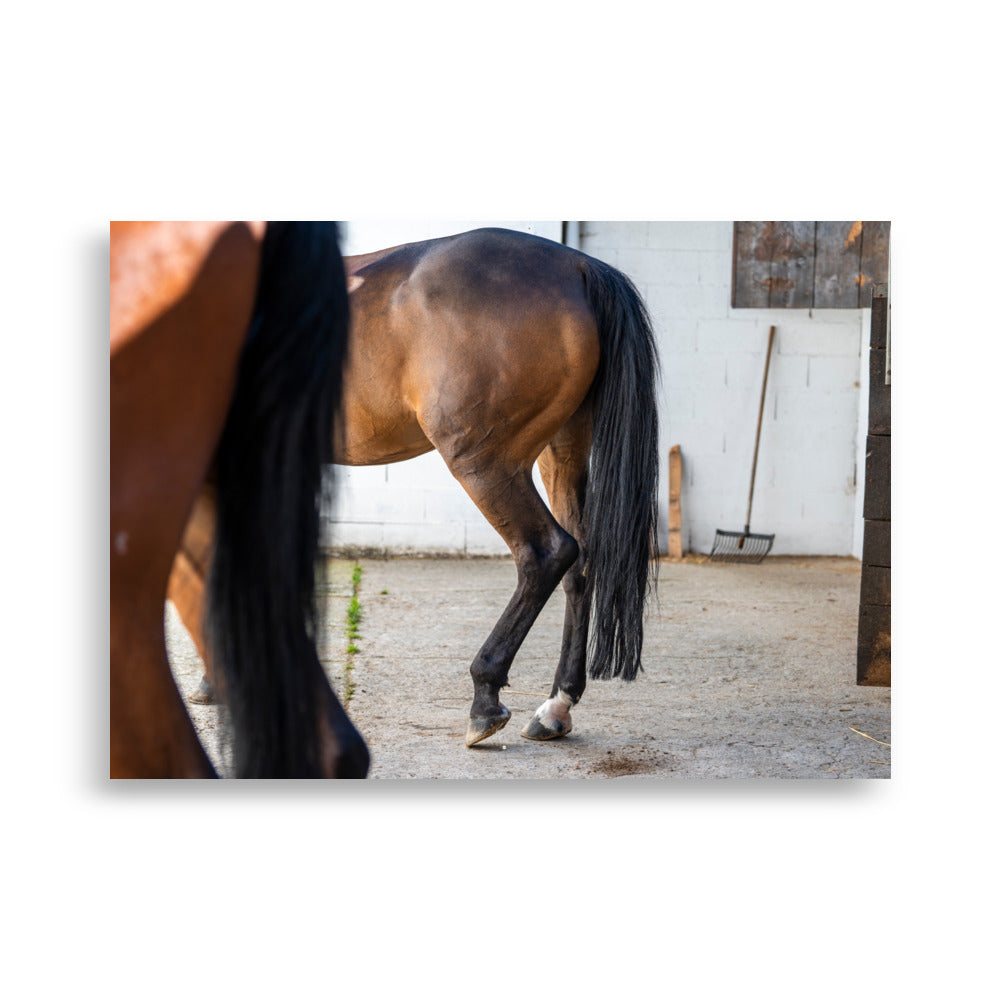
[746,325,776,530]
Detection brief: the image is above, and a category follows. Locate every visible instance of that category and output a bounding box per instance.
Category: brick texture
[583,221,865,556]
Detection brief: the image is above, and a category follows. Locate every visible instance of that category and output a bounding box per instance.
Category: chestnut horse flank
[110,221,366,778]
[170,227,659,757]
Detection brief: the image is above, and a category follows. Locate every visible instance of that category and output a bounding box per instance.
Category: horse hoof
[465,706,511,747]
[520,692,573,740]
[187,677,218,705]
[520,716,570,741]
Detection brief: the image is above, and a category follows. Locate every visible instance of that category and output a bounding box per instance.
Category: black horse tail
[206,221,363,777]
[581,258,659,681]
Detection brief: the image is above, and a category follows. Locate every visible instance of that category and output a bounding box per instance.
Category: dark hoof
[465,705,511,747]
[187,677,218,705]
[521,716,570,741]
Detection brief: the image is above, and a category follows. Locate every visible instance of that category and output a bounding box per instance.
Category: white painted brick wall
[580,221,867,557]
[324,221,869,558]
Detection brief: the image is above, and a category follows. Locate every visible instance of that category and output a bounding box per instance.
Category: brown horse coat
[170,228,658,750]
[113,222,362,777]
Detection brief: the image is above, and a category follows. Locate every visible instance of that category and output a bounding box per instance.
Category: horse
[110,221,368,778]
[170,227,659,748]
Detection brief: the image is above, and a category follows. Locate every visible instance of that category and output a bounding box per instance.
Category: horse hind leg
[522,413,591,741]
[450,461,579,747]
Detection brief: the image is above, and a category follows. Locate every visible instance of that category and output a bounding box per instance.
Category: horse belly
[333,386,433,466]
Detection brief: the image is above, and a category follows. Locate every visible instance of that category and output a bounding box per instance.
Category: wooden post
[857,284,891,685]
[667,445,683,560]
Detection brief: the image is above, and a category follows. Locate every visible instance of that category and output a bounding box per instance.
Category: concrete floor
[168,554,890,779]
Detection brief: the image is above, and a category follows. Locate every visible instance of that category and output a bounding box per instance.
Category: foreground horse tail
[581,258,659,681]
[207,221,352,777]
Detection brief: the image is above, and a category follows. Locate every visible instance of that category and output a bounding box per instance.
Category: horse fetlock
[470,680,508,717]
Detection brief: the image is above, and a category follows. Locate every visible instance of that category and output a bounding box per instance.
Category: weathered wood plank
[868,347,891,435]
[814,221,862,307]
[858,282,891,688]
[863,434,891,520]
[861,565,891,607]
[859,221,890,306]
[857,604,891,686]
[732,222,770,307]
[869,287,889,348]
[861,518,891,568]
[733,221,890,309]
[763,221,815,308]
[667,444,683,559]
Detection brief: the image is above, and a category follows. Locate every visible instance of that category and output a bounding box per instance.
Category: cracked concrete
[167,554,890,780]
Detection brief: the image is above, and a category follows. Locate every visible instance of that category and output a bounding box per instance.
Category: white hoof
[521,690,574,740]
